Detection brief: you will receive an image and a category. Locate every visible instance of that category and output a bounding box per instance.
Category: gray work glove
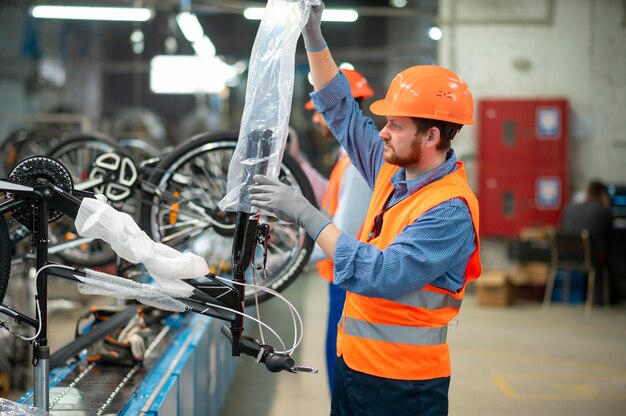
[303,1,326,51]
[249,175,330,240]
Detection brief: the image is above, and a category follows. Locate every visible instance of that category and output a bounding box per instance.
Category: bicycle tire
[0,128,69,176]
[0,214,10,304]
[46,133,129,267]
[140,131,315,305]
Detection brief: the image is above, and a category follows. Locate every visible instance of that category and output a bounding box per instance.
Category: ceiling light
[31,5,152,22]
[428,26,443,41]
[243,7,358,22]
[390,0,408,7]
[192,36,216,59]
[150,55,237,94]
[176,12,204,42]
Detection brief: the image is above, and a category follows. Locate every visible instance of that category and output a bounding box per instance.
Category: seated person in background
[560,180,613,302]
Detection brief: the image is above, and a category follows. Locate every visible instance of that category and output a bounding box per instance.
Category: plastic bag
[0,397,51,415]
[75,196,207,294]
[219,0,314,213]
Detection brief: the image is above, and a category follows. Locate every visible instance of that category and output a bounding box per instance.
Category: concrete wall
[438,0,626,194]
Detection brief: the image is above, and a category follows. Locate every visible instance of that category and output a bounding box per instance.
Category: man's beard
[383,136,422,167]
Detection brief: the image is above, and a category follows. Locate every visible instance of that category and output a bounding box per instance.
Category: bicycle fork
[229,129,273,356]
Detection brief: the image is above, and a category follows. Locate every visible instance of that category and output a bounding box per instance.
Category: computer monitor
[607,184,626,218]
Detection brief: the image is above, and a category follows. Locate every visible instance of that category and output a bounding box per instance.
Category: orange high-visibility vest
[336,161,481,380]
[316,154,352,282]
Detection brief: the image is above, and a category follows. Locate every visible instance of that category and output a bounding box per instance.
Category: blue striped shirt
[310,71,476,300]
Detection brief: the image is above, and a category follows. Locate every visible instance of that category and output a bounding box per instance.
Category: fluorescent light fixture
[176,12,204,42]
[390,0,408,7]
[150,55,238,94]
[244,7,358,22]
[192,36,216,59]
[243,7,265,20]
[31,5,152,21]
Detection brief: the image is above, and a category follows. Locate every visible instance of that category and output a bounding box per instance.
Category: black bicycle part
[8,156,75,227]
[49,305,138,369]
[220,325,295,373]
[0,213,10,304]
[140,131,315,306]
[229,128,274,355]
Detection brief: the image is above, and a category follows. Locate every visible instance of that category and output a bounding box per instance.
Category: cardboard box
[475,270,514,307]
[519,225,554,242]
[508,262,551,286]
[0,372,9,397]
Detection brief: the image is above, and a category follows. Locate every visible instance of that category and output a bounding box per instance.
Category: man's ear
[424,127,441,148]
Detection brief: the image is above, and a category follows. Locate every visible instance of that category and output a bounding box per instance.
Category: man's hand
[303,1,326,51]
[249,175,330,239]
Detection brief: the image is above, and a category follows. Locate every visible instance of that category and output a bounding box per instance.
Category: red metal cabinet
[478,99,569,237]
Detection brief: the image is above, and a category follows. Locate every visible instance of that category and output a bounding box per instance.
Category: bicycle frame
[0,174,294,411]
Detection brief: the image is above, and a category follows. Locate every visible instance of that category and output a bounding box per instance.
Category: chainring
[8,156,74,227]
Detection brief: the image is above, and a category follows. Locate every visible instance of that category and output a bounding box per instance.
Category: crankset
[8,156,74,227]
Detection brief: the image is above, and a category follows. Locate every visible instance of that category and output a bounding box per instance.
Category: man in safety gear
[249,2,481,415]
[287,68,373,394]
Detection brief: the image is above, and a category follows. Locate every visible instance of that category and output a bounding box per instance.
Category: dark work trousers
[330,357,450,416]
[326,282,347,394]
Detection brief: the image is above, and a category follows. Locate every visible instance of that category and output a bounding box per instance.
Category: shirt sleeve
[311,72,384,189]
[333,198,476,299]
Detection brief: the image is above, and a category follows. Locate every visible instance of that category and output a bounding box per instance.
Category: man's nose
[379,125,390,140]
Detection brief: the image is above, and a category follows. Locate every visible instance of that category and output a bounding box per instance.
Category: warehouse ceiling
[0,0,440,139]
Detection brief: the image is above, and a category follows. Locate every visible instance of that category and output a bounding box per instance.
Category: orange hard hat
[305,68,374,110]
[370,65,474,125]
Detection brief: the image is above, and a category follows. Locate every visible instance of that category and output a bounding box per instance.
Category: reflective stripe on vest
[394,287,463,309]
[316,155,352,283]
[341,317,448,345]
[337,161,481,381]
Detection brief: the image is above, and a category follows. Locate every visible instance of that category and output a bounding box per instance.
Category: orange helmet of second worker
[305,68,374,110]
[369,65,474,125]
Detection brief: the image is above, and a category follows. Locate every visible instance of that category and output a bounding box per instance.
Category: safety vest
[316,154,352,282]
[336,161,481,380]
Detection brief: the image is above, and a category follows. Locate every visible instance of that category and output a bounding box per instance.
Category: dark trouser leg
[326,283,346,394]
[330,356,450,416]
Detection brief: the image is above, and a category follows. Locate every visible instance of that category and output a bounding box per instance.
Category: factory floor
[221,268,626,416]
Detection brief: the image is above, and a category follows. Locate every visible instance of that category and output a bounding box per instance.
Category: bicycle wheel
[117,135,161,161]
[0,213,10,304]
[47,133,130,266]
[140,131,315,305]
[0,128,69,176]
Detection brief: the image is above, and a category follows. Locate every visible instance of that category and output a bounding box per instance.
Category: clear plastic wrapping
[0,398,51,415]
[76,269,188,312]
[218,0,314,213]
